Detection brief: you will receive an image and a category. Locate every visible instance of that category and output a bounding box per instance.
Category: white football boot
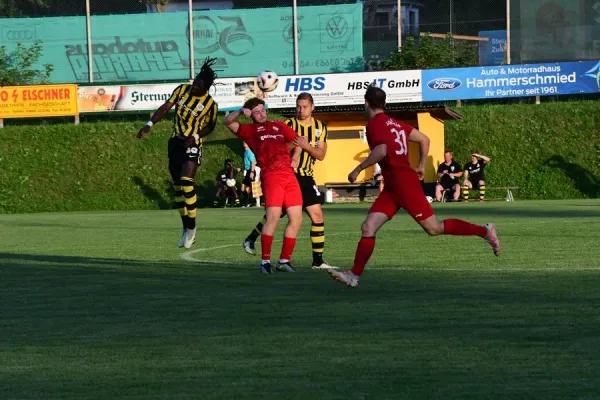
[178,229,187,248]
[184,228,196,249]
[328,269,359,288]
[484,223,502,256]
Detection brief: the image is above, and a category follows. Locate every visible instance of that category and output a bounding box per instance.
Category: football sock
[234,197,240,207]
[261,233,274,262]
[181,176,197,230]
[462,185,470,201]
[310,222,325,265]
[479,185,486,201]
[247,215,266,243]
[279,236,297,262]
[174,183,187,218]
[351,237,376,277]
[443,219,486,237]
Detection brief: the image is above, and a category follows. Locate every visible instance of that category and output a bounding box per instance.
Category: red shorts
[369,175,434,222]
[262,173,303,209]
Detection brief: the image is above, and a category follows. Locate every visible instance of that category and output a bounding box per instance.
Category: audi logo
[4,30,35,41]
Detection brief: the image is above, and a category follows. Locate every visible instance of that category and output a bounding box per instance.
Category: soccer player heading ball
[224,97,303,274]
[137,57,220,249]
[328,85,502,288]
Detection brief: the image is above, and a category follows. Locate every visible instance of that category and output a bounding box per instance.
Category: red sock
[351,237,376,277]
[261,234,274,261]
[279,236,297,262]
[443,219,486,237]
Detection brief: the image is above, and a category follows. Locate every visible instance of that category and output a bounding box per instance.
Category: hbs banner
[422,61,600,101]
[0,4,362,83]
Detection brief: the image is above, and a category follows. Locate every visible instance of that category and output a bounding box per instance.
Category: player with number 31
[328,85,502,288]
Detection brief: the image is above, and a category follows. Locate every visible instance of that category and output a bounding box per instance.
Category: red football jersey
[236,120,297,176]
[365,112,416,183]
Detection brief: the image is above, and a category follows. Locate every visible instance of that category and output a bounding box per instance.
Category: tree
[0,41,53,86]
[376,34,478,71]
[0,0,46,17]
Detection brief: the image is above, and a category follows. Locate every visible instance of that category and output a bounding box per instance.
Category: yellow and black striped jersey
[168,84,218,144]
[286,117,328,177]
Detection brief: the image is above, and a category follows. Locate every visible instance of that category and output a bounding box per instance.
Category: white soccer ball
[226,179,236,188]
[426,196,433,203]
[257,70,279,92]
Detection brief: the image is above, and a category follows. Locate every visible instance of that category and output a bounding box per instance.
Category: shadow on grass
[322,203,600,219]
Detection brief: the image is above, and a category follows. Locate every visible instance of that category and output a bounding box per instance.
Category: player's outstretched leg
[419,216,501,256]
[328,212,389,288]
[275,205,302,272]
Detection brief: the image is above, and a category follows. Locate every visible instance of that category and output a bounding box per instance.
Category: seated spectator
[462,151,491,202]
[214,159,241,208]
[435,150,463,201]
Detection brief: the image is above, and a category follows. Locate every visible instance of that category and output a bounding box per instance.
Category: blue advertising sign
[478,30,506,66]
[422,61,600,101]
[0,4,363,83]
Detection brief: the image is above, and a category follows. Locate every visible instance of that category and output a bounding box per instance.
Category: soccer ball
[226,179,236,188]
[426,196,433,203]
[257,70,279,92]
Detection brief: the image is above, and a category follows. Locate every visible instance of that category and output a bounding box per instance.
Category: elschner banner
[0,4,362,84]
[77,69,422,113]
[422,61,600,101]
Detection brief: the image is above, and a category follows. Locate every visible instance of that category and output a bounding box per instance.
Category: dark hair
[364,85,386,109]
[196,57,220,89]
[444,149,453,154]
[243,97,265,110]
[297,92,314,104]
[224,158,233,167]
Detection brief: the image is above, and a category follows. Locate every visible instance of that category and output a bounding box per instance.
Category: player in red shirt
[223,97,303,274]
[328,86,502,288]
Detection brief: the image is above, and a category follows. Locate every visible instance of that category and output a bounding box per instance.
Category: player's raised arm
[407,128,430,179]
[223,107,251,134]
[136,85,183,139]
[348,144,387,183]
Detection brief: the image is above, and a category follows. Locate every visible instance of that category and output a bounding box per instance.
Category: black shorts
[242,170,255,187]
[296,175,324,208]
[438,178,459,191]
[167,137,202,181]
[467,177,485,189]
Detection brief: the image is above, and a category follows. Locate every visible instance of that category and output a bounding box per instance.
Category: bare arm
[407,128,430,169]
[348,144,387,183]
[223,108,250,134]
[136,101,175,138]
[297,140,327,161]
[474,153,491,163]
[291,146,302,168]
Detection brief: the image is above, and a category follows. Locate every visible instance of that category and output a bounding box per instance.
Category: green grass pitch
[2,200,600,399]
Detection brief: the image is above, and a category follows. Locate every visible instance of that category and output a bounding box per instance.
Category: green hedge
[444,101,600,200]
[0,101,598,214]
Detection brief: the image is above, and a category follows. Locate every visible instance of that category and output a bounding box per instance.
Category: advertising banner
[0,4,363,84]
[0,84,78,118]
[78,69,423,113]
[421,61,600,101]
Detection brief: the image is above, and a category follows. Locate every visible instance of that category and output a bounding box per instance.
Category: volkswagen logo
[326,16,348,39]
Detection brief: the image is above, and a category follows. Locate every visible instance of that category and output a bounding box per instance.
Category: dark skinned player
[137,58,220,249]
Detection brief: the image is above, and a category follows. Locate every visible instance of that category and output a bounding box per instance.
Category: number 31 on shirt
[391,128,407,155]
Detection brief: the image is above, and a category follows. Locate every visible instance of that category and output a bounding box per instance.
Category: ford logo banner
[427,78,462,91]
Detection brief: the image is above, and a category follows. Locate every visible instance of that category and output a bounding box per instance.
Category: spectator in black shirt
[462,151,491,202]
[435,150,463,201]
